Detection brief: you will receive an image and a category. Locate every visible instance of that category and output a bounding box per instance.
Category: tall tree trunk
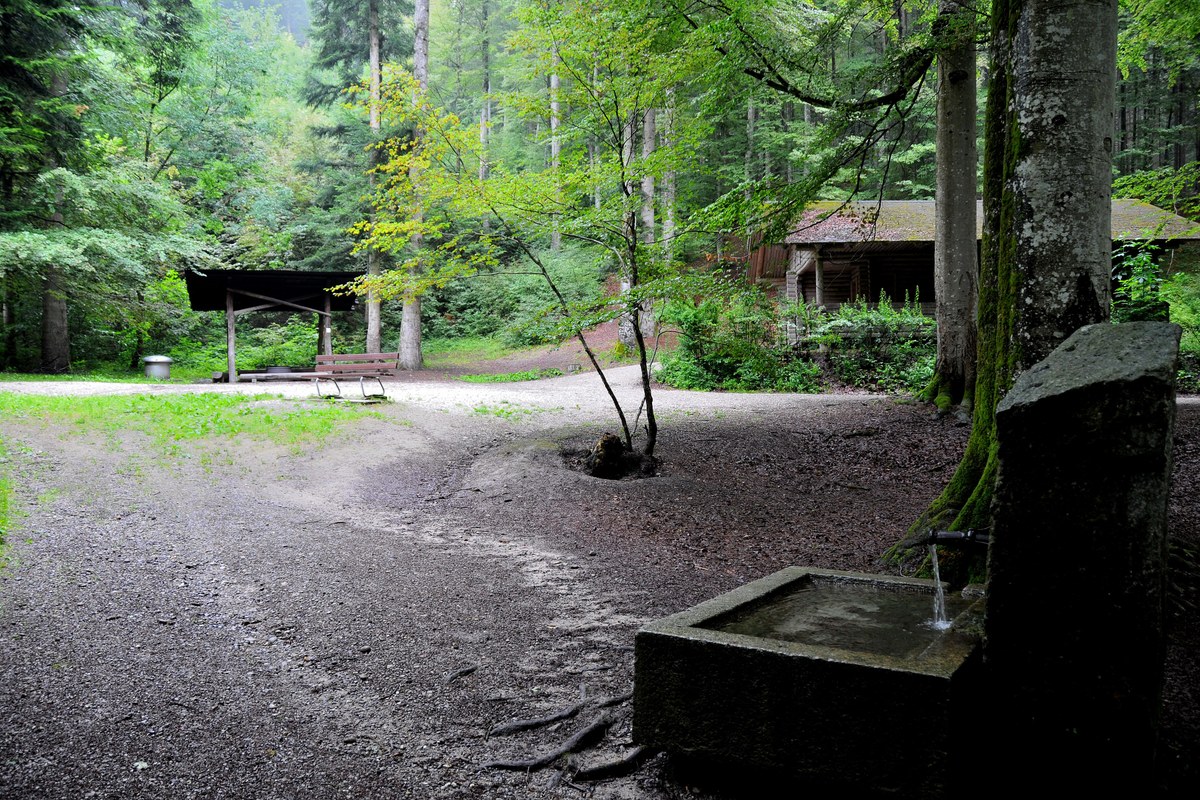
[637,108,657,341]
[744,99,757,249]
[744,99,756,196]
[41,266,70,374]
[661,88,677,263]
[901,0,1116,545]
[589,139,602,210]
[400,0,430,370]
[550,55,562,251]
[618,113,638,349]
[1009,2,1114,369]
[922,3,978,413]
[781,101,795,183]
[479,0,490,233]
[128,290,145,371]
[365,0,383,353]
[641,108,656,246]
[41,71,70,374]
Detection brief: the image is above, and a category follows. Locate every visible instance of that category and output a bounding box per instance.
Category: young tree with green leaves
[307,0,414,353]
[351,0,714,457]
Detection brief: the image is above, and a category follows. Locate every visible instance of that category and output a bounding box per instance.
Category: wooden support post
[813,248,825,308]
[226,290,237,383]
[322,295,333,356]
[785,246,802,304]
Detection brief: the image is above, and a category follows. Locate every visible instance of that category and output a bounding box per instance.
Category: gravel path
[1,370,1196,798]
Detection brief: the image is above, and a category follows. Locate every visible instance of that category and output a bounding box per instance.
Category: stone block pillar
[985,321,1181,792]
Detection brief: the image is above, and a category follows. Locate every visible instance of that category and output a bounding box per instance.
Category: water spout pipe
[926,528,990,547]
[901,528,991,549]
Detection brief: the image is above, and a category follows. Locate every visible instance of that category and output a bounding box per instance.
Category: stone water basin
[632,567,985,795]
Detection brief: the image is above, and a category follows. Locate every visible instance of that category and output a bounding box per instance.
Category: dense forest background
[1,0,1197,386]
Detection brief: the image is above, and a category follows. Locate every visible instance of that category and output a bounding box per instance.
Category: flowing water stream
[928,544,952,631]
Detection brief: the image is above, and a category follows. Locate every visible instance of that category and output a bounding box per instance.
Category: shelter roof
[781,199,1200,245]
[184,269,362,312]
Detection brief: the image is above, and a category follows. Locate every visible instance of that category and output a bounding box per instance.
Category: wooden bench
[314,352,401,399]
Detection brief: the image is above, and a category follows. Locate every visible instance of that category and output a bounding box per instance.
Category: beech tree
[399,0,430,370]
[352,0,706,456]
[306,0,413,353]
[909,0,1118,540]
[921,2,978,413]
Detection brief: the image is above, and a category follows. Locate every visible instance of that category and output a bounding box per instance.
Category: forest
[1,0,1198,396]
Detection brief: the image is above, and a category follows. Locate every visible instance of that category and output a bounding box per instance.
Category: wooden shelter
[747,199,1200,312]
[184,269,362,382]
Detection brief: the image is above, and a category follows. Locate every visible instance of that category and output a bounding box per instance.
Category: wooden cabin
[746,199,1200,313]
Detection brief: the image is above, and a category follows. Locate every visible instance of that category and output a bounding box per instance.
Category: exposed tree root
[570,745,654,781]
[594,690,633,708]
[442,664,479,685]
[483,711,614,772]
[487,701,585,738]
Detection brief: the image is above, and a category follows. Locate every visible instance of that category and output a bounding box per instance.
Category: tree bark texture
[901,0,1117,550]
[927,2,978,411]
[641,108,656,246]
[479,0,491,233]
[40,267,70,373]
[400,0,430,371]
[365,0,383,354]
[1010,1,1115,368]
[550,60,562,252]
[41,71,71,374]
[661,89,677,262]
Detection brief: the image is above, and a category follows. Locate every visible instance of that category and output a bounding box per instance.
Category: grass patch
[460,368,564,383]
[470,401,558,420]
[423,336,519,367]
[0,393,382,455]
[1,370,162,384]
[0,366,217,384]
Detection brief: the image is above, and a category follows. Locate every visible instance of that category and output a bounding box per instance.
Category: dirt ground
[1,354,1197,799]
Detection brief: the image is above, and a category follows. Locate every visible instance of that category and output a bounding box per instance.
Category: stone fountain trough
[633,566,985,795]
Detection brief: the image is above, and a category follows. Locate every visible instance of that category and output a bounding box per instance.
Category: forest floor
[0,343,1197,799]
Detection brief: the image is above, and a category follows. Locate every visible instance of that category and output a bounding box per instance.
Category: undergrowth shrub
[810,293,936,394]
[1115,240,1200,393]
[656,286,822,393]
[167,315,319,374]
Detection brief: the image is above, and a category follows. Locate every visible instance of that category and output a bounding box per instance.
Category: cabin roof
[184,269,362,312]
[781,199,1200,245]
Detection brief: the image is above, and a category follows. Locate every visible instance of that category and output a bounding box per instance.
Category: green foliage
[1112,163,1200,222]
[1112,241,1171,322]
[1164,270,1200,352]
[656,283,935,395]
[423,335,515,366]
[1179,352,1200,394]
[0,391,378,455]
[460,368,563,383]
[163,315,319,374]
[657,282,822,393]
[814,294,936,394]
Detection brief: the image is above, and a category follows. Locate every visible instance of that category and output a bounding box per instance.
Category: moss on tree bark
[892,0,1117,579]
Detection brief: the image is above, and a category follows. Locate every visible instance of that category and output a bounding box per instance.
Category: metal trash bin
[143,355,173,380]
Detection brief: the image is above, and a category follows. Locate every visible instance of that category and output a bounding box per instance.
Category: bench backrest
[315,352,401,374]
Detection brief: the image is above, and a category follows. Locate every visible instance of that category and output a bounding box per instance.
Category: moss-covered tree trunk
[900,0,1117,554]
